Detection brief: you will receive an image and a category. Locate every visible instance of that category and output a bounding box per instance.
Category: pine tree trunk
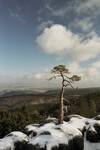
[59,80,64,124]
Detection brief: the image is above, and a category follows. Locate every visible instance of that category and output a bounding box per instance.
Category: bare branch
[64,80,74,90]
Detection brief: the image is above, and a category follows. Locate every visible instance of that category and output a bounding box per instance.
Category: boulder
[25,120,84,150]
[0,131,28,150]
[25,124,39,137]
[68,135,83,150]
[85,120,100,142]
[84,119,100,150]
[64,114,87,134]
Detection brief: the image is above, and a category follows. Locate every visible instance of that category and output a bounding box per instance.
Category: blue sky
[0,0,100,89]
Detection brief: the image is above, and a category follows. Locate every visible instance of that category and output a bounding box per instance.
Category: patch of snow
[1,114,100,150]
[68,114,85,119]
[85,119,100,131]
[6,131,29,142]
[28,121,82,150]
[67,116,88,131]
[29,132,68,150]
[0,137,14,150]
[64,114,91,133]
[46,116,57,121]
[0,131,28,150]
[60,121,82,138]
[25,124,39,132]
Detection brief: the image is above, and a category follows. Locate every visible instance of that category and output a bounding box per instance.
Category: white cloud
[77,0,100,15]
[34,72,48,80]
[0,60,100,89]
[91,60,100,69]
[41,0,100,19]
[36,24,100,62]
[0,72,49,90]
[71,17,94,32]
[84,67,99,79]
[36,24,80,54]
[38,0,100,37]
[45,3,68,17]
[65,61,100,87]
[67,62,81,74]
[34,73,43,79]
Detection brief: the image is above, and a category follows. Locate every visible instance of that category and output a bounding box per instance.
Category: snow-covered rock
[26,121,83,150]
[1,114,100,150]
[25,124,39,137]
[25,114,100,150]
[25,117,57,138]
[84,119,100,150]
[85,119,100,142]
[65,115,87,129]
[0,131,28,150]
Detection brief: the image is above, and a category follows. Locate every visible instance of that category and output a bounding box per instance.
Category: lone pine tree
[49,65,81,124]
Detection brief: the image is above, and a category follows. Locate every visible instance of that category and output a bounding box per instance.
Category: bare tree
[49,65,81,124]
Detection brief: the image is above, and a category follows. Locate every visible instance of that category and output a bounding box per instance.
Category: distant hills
[1,87,100,96]
[0,87,100,117]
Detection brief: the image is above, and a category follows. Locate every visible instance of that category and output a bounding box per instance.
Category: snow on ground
[27,115,100,150]
[5,131,29,142]
[0,137,14,150]
[25,124,39,133]
[66,115,87,130]
[26,114,87,135]
[28,120,83,150]
[0,115,100,150]
[0,131,28,150]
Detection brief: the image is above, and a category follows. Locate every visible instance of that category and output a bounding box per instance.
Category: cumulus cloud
[36,24,100,62]
[36,24,80,54]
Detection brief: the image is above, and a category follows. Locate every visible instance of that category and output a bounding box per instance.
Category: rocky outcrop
[24,116,84,150]
[1,115,100,150]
